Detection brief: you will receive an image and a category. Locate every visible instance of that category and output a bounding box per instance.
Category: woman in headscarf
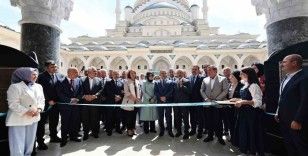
[140,72,158,134]
[6,67,45,156]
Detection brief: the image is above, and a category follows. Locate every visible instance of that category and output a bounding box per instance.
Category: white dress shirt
[88,77,94,90]
[210,76,217,90]
[280,69,302,94]
[243,82,263,108]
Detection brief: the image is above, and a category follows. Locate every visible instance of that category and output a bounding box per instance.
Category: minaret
[202,0,208,23]
[115,0,121,24]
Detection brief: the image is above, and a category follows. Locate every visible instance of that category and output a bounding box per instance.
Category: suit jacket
[200,75,229,101]
[37,71,63,109]
[81,77,103,104]
[56,77,83,109]
[121,79,141,111]
[6,82,45,126]
[103,79,124,104]
[189,75,205,102]
[154,79,174,103]
[278,71,308,126]
[173,78,191,103]
[228,83,244,99]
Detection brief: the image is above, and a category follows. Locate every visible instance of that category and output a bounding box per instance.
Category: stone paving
[36,127,241,156]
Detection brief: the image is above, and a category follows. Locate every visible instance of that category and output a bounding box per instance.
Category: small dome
[192,40,203,44]
[237,44,251,49]
[114,46,127,51]
[136,43,148,48]
[217,44,230,49]
[138,40,150,45]
[173,40,184,44]
[209,40,222,44]
[120,41,132,45]
[91,46,109,51]
[245,39,259,43]
[71,42,83,46]
[227,39,241,43]
[102,41,115,45]
[155,41,168,45]
[175,42,188,47]
[86,41,98,45]
[196,44,209,50]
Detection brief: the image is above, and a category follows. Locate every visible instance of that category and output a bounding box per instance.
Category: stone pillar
[252,0,308,55]
[10,0,74,71]
[251,0,308,154]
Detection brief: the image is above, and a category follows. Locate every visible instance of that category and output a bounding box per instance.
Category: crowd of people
[5,54,307,156]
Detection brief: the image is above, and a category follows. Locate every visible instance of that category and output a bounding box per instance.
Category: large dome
[141,2,180,12]
[134,0,189,10]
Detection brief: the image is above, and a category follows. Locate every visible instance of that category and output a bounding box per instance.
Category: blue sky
[0,0,266,43]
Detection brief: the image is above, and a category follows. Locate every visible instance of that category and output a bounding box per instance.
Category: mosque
[59,0,267,75]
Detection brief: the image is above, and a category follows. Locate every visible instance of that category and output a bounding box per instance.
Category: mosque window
[234,65,238,69]
[138,65,141,69]
[101,66,104,69]
[61,62,63,67]
[125,66,128,70]
[144,65,147,69]
[182,65,186,69]
[176,65,179,69]
[119,66,122,70]
[222,65,225,69]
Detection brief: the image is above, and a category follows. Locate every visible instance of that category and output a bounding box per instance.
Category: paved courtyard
[36,126,241,156]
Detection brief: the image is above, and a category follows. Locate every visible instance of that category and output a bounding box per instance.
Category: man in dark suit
[103,70,124,136]
[200,65,229,145]
[189,65,205,139]
[56,67,83,147]
[35,60,62,150]
[97,69,110,128]
[154,70,175,137]
[275,54,308,156]
[173,69,191,139]
[81,67,103,140]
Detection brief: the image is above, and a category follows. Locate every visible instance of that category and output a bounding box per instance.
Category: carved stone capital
[10,0,74,31]
[251,0,308,27]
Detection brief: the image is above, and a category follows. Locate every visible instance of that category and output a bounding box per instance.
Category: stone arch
[175,56,192,71]
[241,55,261,67]
[152,56,171,73]
[109,57,128,71]
[131,56,149,73]
[89,57,106,69]
[219,56,238,70]
[68,57,85,72]
[197,56,216,68]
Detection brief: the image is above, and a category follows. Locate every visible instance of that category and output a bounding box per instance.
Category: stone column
[252,0,308,55]
[251,0,308,111]
[251,0,308,154]
[10,0,74,71]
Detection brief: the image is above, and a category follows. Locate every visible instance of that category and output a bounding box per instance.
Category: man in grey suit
[200,65,229,145]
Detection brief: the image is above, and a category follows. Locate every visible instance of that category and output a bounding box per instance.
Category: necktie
[162,80,165,87]
[51,74,55,85]
[102,78,105,86]
[70,79,74,91]
[192,76,196,86]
